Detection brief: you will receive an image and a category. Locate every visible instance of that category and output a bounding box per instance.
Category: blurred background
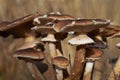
[0,0,120,80]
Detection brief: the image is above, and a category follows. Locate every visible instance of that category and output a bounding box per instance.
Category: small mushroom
[0,13,49,80]
[41,33,57,60]
[13,48,45,80]
[32,24,66,61]
[83,48,103,80]
[67,34,94,80]
[52,56,69,80]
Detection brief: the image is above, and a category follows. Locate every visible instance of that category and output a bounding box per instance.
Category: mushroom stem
[18,34,38,50]
[36,59,57,80]
[48,42,57,58]
[26,62,44,80]
[42,33,57,59]
[67,45,85,80]
[83,62,94,80]
[55,69,63,80]
[24,34,36,42]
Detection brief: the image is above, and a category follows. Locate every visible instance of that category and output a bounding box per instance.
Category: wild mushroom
[32,23,67,61]
[66,34,94,80]
[14,48,45,80]
[32,24,57,58]
[41,33,57,59]
[0,13,57,80]
[0,13,42,50]
[83,48,103,80]
[14,44,57,80]
[52,56,69,80]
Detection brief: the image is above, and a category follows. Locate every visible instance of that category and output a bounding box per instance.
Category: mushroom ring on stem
[83,48,103,80]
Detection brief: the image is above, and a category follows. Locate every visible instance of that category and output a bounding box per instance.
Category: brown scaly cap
[18,42,45,52]
[14,48,45,61]
[52,56,69,69]
[33,12,73,25]
[31,23,56,34]
[100,25,120,37]
[53,19,110,33]
[85,48,103,61]
[0,13,41,37]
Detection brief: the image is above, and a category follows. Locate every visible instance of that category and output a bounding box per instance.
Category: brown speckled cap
[33,12,73,25]
[14,48,45,61]
[52,56,69,69]
[0,13,41,37]
[31,23,56,34]
[100,25,120,38]
[53,19,110,33]
[85,48,103,61]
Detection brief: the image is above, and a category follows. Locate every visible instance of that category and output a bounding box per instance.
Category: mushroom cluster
[0,12,120,80]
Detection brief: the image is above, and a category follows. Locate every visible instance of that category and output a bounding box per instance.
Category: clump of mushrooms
[1,12,120,80]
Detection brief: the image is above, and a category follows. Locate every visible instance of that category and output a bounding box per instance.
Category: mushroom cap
[100,25,120,38]
[116,42,120,48]
[68,34,94,45]
[52,56,69,69]
[18,41,39,50]
[0,21,10,30]
[85,48,103,61]
[41,34,57,42]
[18,39,45,51]
[53,19,110,33]
[52,19,73,32]
[33,12,73,25]
[14,48,45,60]
[31,24,56,34]
[0,13,40,37]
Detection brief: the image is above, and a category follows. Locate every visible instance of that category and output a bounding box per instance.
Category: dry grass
[0,0,120,80]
